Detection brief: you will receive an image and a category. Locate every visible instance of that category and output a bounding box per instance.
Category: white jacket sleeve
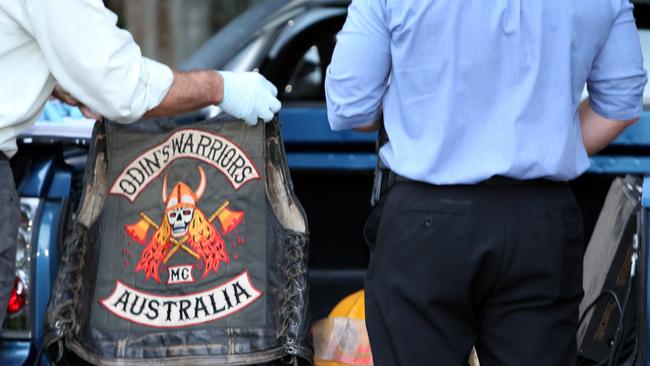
[24,0,173,123]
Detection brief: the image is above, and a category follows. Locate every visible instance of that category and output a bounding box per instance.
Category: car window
[283,45,325,102]
[261,16,344,104]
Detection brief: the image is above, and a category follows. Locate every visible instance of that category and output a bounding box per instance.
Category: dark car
[2,0,650,364]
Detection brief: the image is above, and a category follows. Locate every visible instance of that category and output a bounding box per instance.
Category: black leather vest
[47,116,312,365]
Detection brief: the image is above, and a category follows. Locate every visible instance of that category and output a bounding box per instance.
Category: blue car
[0,119,91,365]
[3,0,650,364]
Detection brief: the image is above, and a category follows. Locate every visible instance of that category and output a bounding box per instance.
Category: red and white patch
[109,129,260,202]
[100,271,262,328]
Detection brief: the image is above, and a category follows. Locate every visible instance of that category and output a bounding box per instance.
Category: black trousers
[364,178,584,366]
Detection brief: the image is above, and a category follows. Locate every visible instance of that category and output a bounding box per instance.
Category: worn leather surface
[47,115,312,365]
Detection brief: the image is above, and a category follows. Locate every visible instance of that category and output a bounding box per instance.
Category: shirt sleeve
[325,0,391,131]
[24,0,173,124]
[587,0,647,121]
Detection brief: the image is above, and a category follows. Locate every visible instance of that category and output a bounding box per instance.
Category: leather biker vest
[46,116,312,365]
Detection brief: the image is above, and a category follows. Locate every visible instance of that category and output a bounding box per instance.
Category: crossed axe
[125,201,244,263]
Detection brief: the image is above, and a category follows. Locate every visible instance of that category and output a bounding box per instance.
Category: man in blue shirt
[326,0,647,365]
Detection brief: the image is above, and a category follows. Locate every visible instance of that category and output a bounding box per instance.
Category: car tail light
[1,198,38,339]
[7,277,27,314]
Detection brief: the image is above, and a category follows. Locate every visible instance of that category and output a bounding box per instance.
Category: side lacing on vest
[46,224,88,361]
[279,232,308,363]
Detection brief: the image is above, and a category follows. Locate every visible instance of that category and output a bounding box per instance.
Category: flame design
[187,208,230,279]
[135,219,172,283]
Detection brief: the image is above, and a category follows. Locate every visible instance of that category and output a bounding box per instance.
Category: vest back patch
[100,128,264,328]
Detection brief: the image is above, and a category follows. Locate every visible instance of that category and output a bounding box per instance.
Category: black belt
[477,175,559,186]
[372,168,561,207]
[388,171,559,187]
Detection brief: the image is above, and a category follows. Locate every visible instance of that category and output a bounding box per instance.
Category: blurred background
[103,0,262,67]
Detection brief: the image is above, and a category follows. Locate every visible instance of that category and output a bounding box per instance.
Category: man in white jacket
[0,0,281,325]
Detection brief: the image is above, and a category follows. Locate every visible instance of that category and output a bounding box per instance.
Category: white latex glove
[218,71,282,125]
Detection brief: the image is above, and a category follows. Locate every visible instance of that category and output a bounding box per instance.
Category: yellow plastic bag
[313,291,373,366]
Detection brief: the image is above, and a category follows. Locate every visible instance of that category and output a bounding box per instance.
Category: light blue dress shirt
[326,0,648,184]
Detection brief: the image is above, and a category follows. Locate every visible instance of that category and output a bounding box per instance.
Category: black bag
[577,176,647,365]
[46,116,312,365]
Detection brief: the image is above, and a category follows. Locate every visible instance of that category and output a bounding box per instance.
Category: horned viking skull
[135,165,232,282]
[162,166,206,238]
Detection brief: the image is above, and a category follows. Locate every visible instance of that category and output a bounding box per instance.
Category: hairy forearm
[145,70,224,117]
[579,100,638,156]
[355,121,380,132]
